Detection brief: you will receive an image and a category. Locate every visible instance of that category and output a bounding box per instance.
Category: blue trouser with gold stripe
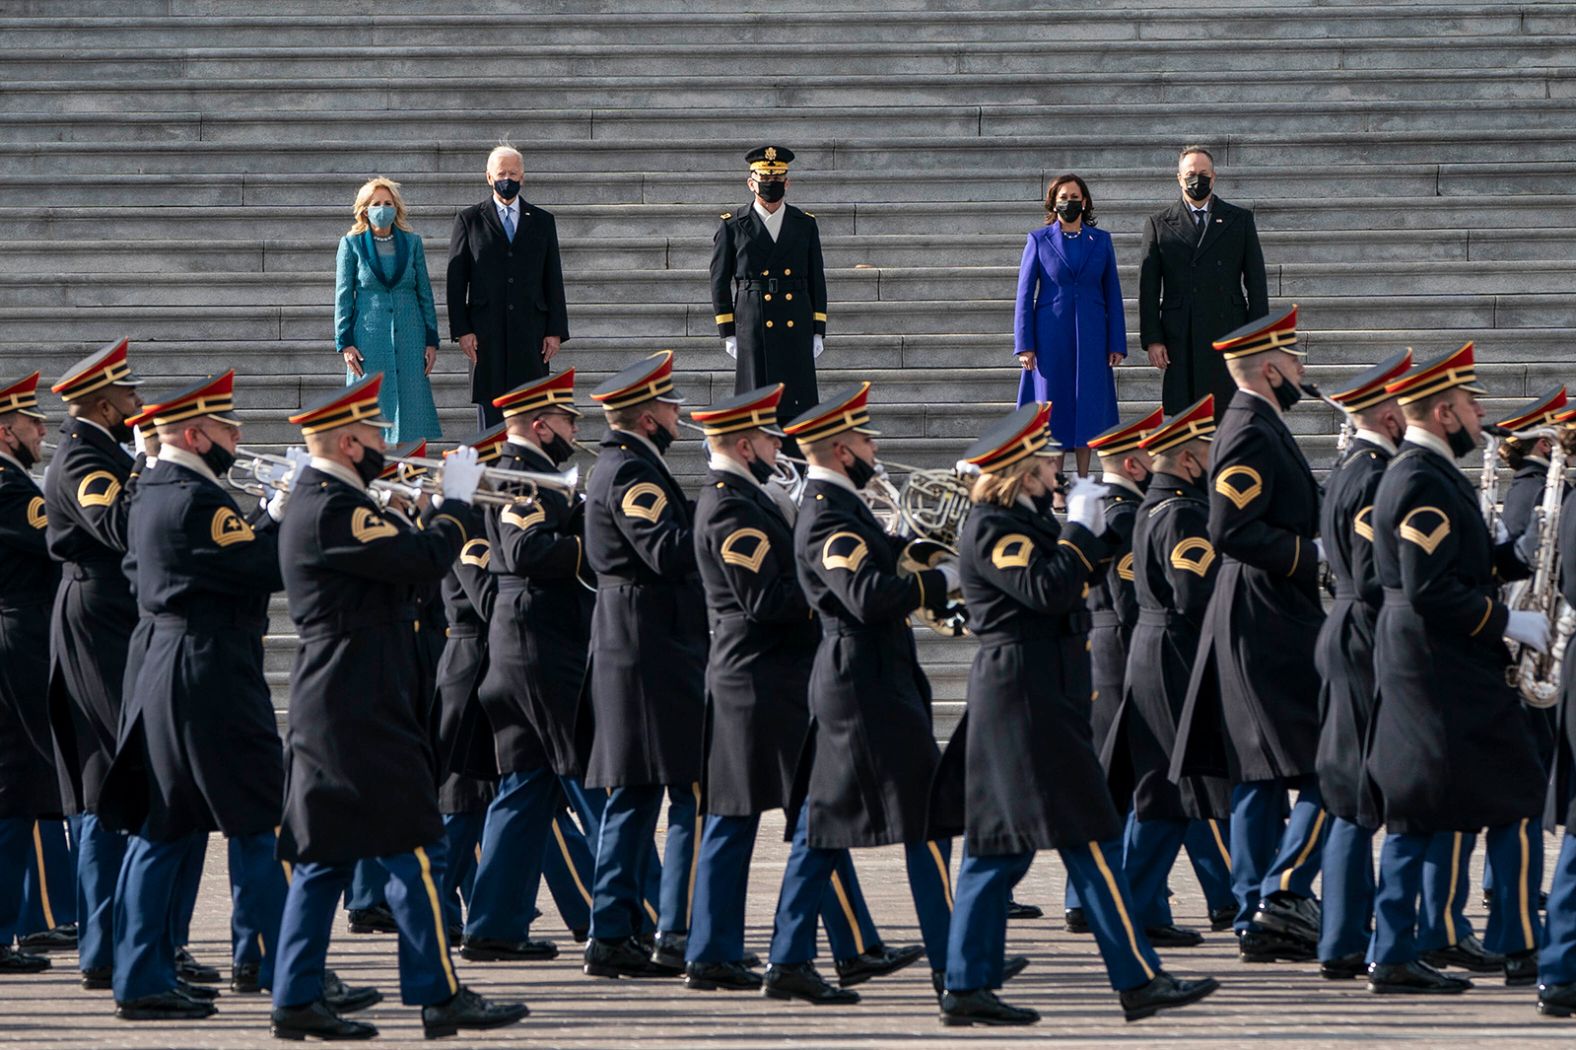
[0,818,32,944]
[274,842,460,1009]
[1077,814,1234,921]
[1371,820,1543,965]
[1230,777,1328,931]
[227,831,288,980]
[1418,830,1480,952]
[18,819,75,936]
[542,809,594,934]
[768,805,952,970]
[1321,822,1481,961]
[73,812,127,974]
[111,831,209,1001]
[439,813,483,932]
[686,813,879,965]
[463,769,558,941]
[590,784,699,940]
[1538,832,1576,985]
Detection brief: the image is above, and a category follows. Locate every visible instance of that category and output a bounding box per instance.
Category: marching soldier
[931,402,1220,1026]
[1496,386,1570,544]
[581,351,709,977]
[42,338,144,988]
[1366,343,1547,994]
[711,145,828,429]
[685,385,920,994]
[1307,352,1413,979]
[764,382,955,1002]
[1171,307,1329,962]
[1104,397,1235,946]
[0,374,60,975]
[270,374,526,1041]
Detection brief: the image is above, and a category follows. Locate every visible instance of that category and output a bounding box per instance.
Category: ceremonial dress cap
[145,371,241,428]
[590,351,685,410]
[1384,341,1486,405]
[1088,407,1165,455]
[690,384,785,437]
[0,373,45,419]
[493,369,580,418]
[961,402,1057,474]
[1212,305,1304,360]
[746,145,794,176]
[1139,395,1217,454]
[382,439,426,480]
[288,373,392,435]
[449,424,507,464]
[782,382,879,443]
[51,337,142,402]
[1495,385,1567,433]
[1327,349,1413,412]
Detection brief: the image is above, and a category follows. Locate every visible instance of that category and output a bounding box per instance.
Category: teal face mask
[367,204,396,230]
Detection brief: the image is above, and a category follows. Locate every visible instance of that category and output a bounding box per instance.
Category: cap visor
[370,418,395,429]
[762,424,786,438]
[18,408,45,419]
[1283,347,1307,358]
[209,413,243,427]
[853,424,881,436]
[657,392,686,405]
[112,377,144,387]
[1463,382,1489,395]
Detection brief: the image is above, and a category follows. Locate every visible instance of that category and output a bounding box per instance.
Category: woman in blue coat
[1014,174,1126,488]
[335,177,442,442]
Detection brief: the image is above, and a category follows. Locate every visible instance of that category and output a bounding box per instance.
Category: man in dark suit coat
[1138,147,1269,417]
[446,145,570,429]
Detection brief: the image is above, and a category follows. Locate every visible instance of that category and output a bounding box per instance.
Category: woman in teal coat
[335,177,442,442]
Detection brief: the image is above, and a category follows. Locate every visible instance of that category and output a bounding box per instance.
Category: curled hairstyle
[348,176,415,235]
[1044,173,1096,227]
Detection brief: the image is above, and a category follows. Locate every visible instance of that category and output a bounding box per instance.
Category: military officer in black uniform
[580,351,709,978]
[1366,343,1548,994]
[684,385,919,995]
[0,373,60,976]
[711,146,829,429]
[42,338,144,987]
[269,374,526,1041]
[1307,351,1414,979]
[930,401,1220,1027]
[1171,306,1329,963]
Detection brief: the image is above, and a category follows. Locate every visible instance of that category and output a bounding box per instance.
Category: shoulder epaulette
[720,211,732,220]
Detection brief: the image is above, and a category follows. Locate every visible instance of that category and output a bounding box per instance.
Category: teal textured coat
[335,228,442,441]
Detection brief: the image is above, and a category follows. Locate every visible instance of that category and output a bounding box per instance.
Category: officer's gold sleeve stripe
[1443,831,1462,945]
[1288,536,1301,578]
[813,312,828,323]
[714,313,735,325]
[552,816,594,907]
[1090,840,1155,981]
[1279,808,1327,893]
[927,841,954,911]
[413,846,459,996]
[828,871,865,956]
[1518,818,1535,949]
[1058,537,1093,572]
[1468,596,1493,637]
[30,823,54,929]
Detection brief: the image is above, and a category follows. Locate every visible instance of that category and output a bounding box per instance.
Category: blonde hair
[348,176,414,235]
[969,458,1037,507]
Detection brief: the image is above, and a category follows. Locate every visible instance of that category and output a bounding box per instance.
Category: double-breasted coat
[0,452,62,819]
[1173,391,1324,784]
[929,500,1119,854]
[275,465,470,864]
[710,204,827,425]
[693,464,820,817]
[1367,441,1544,834]
[579,431,708,788]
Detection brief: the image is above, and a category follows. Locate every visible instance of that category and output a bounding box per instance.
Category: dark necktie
[1193,209,1207,244]
[503,209,516,242]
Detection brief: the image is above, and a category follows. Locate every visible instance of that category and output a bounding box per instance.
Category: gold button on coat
[765,320,773,328]
[763,293,772,302]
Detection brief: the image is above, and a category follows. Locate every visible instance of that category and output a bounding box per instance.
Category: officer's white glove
[813,334,825,359]
[935,559,961,593]
[441,445,485,503]
[1314,537,1327,563]
[1065,477,1108,534]
[723,336,738,359]
[1494,517,1510,544]
[265,489,289,522]
[1506,609,1551,654]
[284,446,311,493]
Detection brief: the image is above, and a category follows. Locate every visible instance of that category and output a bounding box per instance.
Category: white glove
[1494,517,1510,544]
[265,489,288,522]
[1314,537,1326,563]
[723,336,738,359]
[1505,609,1551,654]
[1065,477,1108,533]
[935,560,961,593]
[441,445,485,503]
[284,446,311,493]
[813,334,825,359]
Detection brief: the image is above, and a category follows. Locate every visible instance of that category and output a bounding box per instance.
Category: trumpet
[229,445,301,497]
[385,454,579,508]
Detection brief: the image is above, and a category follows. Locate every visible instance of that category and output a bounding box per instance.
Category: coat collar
[1193,197,1239,261]
[358,226,412,291]
[61,415,132,464]
[504,439,556,472]
[1146,470,1207,504]
[480,195,533,241]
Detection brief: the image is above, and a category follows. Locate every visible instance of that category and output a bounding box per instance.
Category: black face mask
[540,432,575,467]
[199,440,236,478]
[1184,174,1212,202]
[845,452,877,490]
[491,177,520,202]
[1031,488,1056,516]
[1055,199,1084,223]
[1446,421,1479,459]
[755,180,786,204]
[353,442,385,487]
[1135,471,1153,493]
[746,453,776,485]
[1270,368,1302,412]
[7,433,35,469]
[649,422,675,456]
[110,418,135,444]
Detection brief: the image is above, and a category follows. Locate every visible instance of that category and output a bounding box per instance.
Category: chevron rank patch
[821,531,869,572]
[720,527,770,573]
[1214,465,1263,510]
[621,482,669,523]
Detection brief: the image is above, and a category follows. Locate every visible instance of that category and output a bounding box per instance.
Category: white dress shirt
[753,200,785,242]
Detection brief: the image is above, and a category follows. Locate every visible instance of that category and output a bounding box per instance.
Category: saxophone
[1480,425,1505,533]
[1505,428,1573,708]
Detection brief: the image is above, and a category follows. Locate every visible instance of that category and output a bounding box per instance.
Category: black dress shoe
[1538,980,1576,1016]
[738,951,761,968]
[346,903,398,934]
[1319,952,1367,980]
[271,999,377,1041]
[584,936,668,979]
[835,943,924,987]
[1064,907,1090,933]
[649,932,687,974]
[421,985,529,1039]
[571,927,589,943]
[460,936,559,962]
[17,923,77,952]
[939,988,1040,1026]
[1421,934,1505,974]
[1506,950,1539,987]
[1006,899,1044,921]
[1146,924,1204,948]
[1238,927,1316,963]
[177,978,220,1001]
[323,970,382,1014]
[1209,906,1236,932]
[1120,971,1220,1021]
[81,965,113,990]
[763,961,860,1004]
[685,960,764,991]
[176,947,221,984]
[232,961,262,994]
[1367,959,1473,994]
[116,988,217,1021]
[0,945,50,974]
[1251,893,1321,942]
[1003,955,1029,982]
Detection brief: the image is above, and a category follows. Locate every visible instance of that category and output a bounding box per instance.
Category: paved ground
[7,814,1575,1048]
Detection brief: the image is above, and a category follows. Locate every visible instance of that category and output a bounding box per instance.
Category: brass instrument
[1481,423,1511,533]
[229,445,303,497]
[677,419,807,504]
[1300,382,1353,456]
[1503,426,1572,707]
[872,462,973,638]
[386,454,579,508]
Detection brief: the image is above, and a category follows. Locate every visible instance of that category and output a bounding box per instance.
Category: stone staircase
[4,0,1574,732]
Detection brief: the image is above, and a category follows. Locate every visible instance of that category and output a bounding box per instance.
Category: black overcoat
[432,521,499,816]
[0,454,62,819]
[1088,482,1140,771]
